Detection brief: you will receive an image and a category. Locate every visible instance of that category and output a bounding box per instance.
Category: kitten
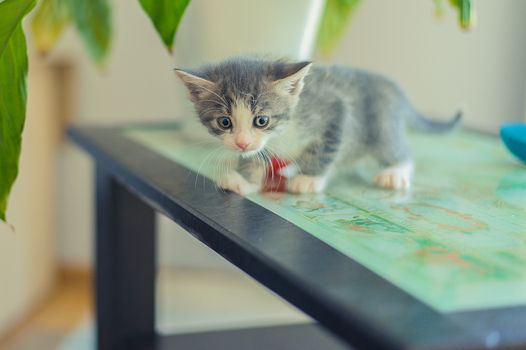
[175,57,461,195]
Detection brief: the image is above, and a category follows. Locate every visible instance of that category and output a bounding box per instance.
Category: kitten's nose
[236,141,250,151]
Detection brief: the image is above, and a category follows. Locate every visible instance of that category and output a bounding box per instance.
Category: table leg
[95,166,156,350]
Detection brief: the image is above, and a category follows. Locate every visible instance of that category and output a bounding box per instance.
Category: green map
[126,123,526,312]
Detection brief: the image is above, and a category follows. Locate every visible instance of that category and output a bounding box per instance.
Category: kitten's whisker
[195,147,221,190]
[214,154,224,192]
[182,140,219,183]
[199,99,228,108]
[213,151,223,192]
[211,155,220,192]
[256,152,268,188]
[201,148,221,191]
[264,149,283,191]
[212,152,224,193]
[221,153,235,193]
[262,150,275,187]
[200,108,226,116]
[217,152,232,193]
[198,85,229,107]
[261,149,274,189]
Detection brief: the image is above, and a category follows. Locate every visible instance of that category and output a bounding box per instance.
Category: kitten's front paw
[218,172,259,196]
[288,175,327,194]
[374,162,413,190]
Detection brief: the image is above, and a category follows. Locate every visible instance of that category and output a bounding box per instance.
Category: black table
[70,125,526,350]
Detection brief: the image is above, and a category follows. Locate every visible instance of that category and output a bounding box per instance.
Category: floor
[0,270,92,350]
[0,267,309,350]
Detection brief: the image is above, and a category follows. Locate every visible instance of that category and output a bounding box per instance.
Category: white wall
[55,0,526,268]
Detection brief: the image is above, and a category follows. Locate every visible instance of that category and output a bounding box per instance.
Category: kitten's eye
[253,115,269,128]
[217,116,232,130]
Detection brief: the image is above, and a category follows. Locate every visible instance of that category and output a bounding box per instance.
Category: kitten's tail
[408,109,463,133]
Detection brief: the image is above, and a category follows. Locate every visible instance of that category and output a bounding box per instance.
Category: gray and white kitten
[175,57,461,195]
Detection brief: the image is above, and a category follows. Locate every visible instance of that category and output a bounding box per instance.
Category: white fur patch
[288,175,327,193]
[374,161,414,190]
[278,163,299,178]
[218,171,259,196]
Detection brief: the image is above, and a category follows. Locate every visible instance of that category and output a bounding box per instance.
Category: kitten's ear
[174,68,215,101]
[272,61,312,97]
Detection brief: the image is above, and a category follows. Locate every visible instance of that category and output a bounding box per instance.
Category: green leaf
[449,0,474,29]
[67,0,112,64]
[31,0,71,55]
[138,0,191,51]
[0,0,35,56]
[316,0,360,55]
[0,0,36,221]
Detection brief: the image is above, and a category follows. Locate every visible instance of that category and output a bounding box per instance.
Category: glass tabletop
[125,123,526,312]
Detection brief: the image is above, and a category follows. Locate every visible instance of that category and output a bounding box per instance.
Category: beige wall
[55,0,526,267]
[0,58,58,334]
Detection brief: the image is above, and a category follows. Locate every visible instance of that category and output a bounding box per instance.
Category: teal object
[501,123,526,163]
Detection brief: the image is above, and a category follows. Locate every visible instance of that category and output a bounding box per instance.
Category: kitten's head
[175,58,311,156]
